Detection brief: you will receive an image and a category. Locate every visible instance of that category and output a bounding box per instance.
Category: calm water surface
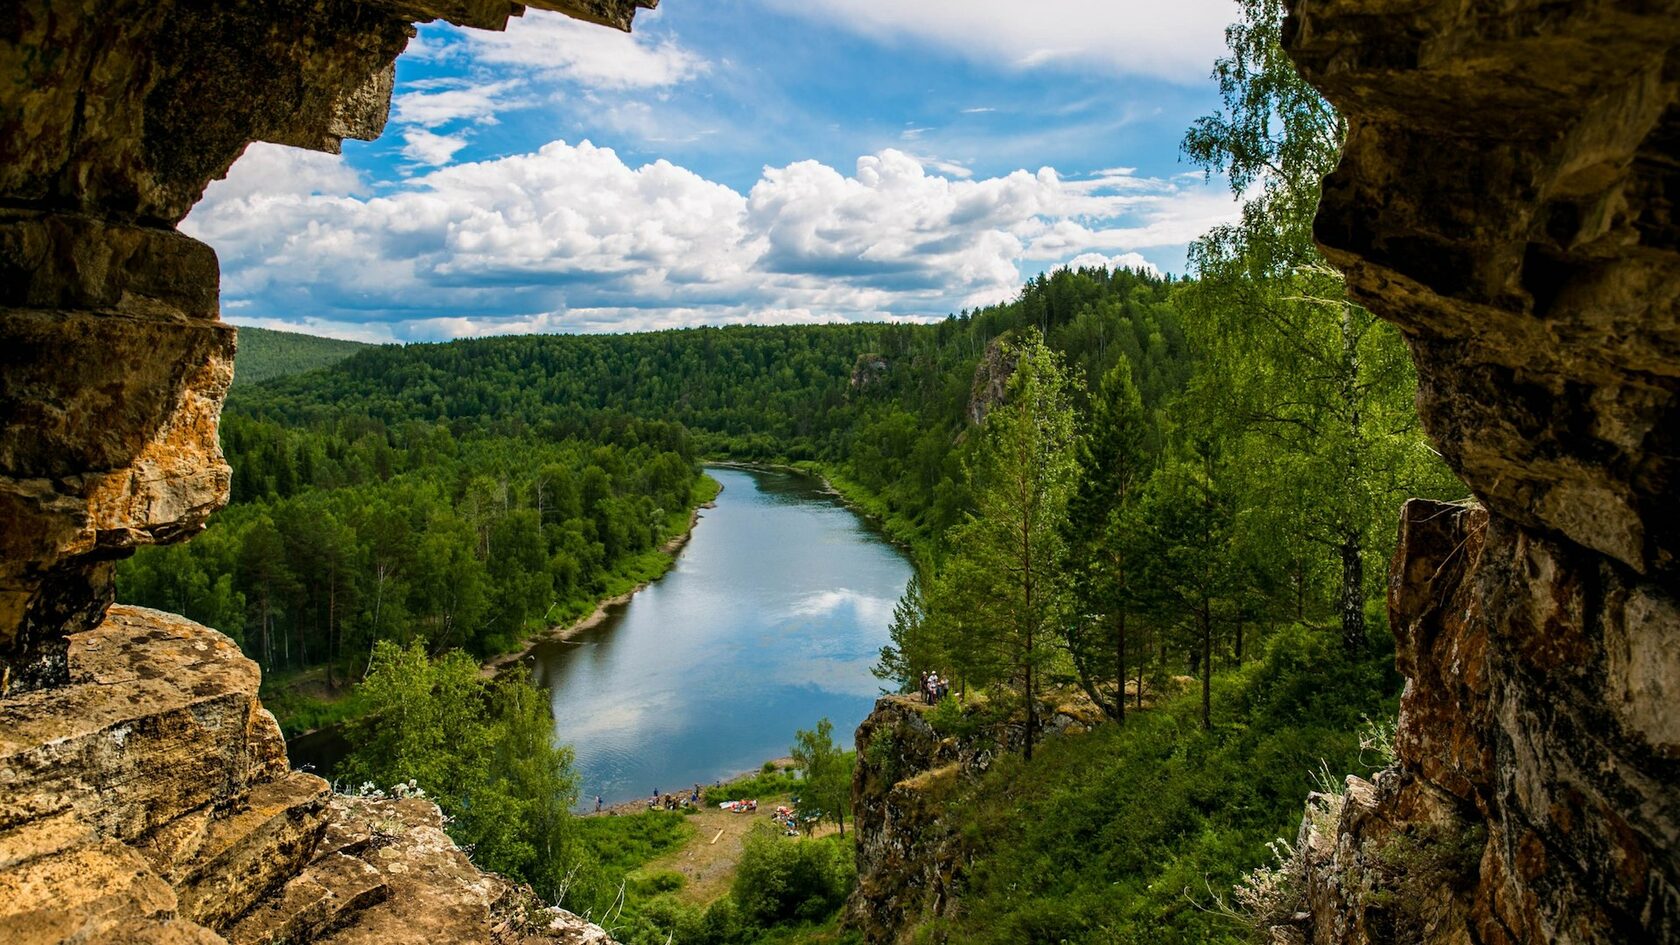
[527,466,910,807]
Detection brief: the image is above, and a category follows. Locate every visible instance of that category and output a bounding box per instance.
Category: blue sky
[188,0,1244,341]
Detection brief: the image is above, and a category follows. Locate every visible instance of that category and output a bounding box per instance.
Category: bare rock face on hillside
[966,335,1018,426]
[1275,3,1680,943]
[0,2,649,941]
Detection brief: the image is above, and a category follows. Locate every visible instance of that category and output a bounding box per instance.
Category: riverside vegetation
[115,2,1468,942]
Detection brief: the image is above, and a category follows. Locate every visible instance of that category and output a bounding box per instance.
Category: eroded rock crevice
[1279,2,1680,942]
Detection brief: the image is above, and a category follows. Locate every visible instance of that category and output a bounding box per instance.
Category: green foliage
[339,641,583,903]
[873,568,930,691]
[1131,434,1244,729]
[910,625,1402,945]
[568,811,695,920]
[790,719,854,836]
[1063,358,1152,721]
[702,769,804,805]
[233,326,372,387]
[732,829,856,927]
[227,267,1186,553]
[1182,0,1466,656]
[576,822,855,945]
[924,691,1009,741]
[117,415,707,722]
[927,331,1080,759]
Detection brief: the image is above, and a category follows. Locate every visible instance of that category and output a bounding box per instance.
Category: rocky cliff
[845,694,1103,944]
[0,606,615,944]
[1273,3,1680,943]
[0,2,653,941]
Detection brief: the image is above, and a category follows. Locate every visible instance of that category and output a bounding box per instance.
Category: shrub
[703,769,803,805]
[731,828,855,927]
[903,623,1401,945]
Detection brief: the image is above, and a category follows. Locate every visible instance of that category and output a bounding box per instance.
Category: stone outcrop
[846,698,963,944]
[849,353,889,393]
[1,1,649,941]
[0,606,616,945]
[1276,3,1680,944]
[965,335,1018,426]
[844,693,1103,944]
[0,0,657,693]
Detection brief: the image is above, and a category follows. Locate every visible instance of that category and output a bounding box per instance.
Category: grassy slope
[233,325,373,387]
[915,623,1402,945]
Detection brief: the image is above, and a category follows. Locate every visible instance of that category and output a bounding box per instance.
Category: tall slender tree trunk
[1295,558,1306,622]
[1199,599,1212,731]
[1340,533,1366,654]
[1136,625,1145,709]
[1234,617,1244,664]
[1115,610,1126,724]
[1023,640,1035,762]
[259,591,272,671]
[1021,471,1036,763]
[325,570,337,689]
[1339,304,1367,654]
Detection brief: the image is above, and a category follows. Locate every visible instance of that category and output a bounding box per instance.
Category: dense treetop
[232,325,372,387]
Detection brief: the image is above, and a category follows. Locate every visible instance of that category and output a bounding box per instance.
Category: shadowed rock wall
[1,2,651,941]
[1279,2,1679,943]
[0,0,648,689]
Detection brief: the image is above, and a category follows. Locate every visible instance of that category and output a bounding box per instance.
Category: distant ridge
[232,325,374,387]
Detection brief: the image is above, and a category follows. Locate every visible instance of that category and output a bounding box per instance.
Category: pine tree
[936,330,1080,761]
[1064,359,1150,722]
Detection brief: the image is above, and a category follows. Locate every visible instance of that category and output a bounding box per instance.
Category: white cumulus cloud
[761,0,1234,83]
[393,78,529,128]
[453,9,709,90]
[186,141,1237,340]
[401,129,471,166]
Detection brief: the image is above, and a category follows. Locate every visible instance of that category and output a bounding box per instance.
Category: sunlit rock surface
[1279,2,1680,942]
[0,607,615,944]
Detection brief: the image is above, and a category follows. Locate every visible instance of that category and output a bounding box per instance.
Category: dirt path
[633,797,841,906]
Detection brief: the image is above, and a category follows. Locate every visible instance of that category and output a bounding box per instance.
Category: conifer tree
[1064,359,1151,722]
[936,330,1080,760]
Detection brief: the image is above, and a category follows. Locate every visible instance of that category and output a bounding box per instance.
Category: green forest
[113,2,1469,942]
[231,325,372,386]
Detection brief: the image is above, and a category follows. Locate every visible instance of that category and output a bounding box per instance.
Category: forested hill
[232,325,373,386]
[229,265,1188,546]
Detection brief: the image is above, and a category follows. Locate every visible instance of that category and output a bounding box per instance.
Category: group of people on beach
[921,670,950,705]
[647,783,705,811]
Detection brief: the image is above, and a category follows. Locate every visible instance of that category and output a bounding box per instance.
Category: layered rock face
[1278,3,1680,943]
[846,698,965,944]
[0,0,650,691]
[0,606,614,944]
[1,1,651,940]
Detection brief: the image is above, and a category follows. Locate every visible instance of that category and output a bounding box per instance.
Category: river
[527,465,910,807]
[289,466,910,803]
